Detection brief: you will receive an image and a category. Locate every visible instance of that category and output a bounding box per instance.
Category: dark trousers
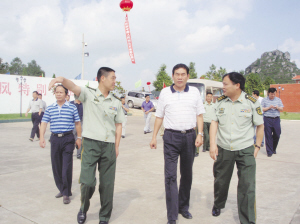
[30,112,40,139]
[79,138,116,222]
[214,145,256,224]
[50,133,75,196]
[264,116,281,156]
[163,129,196,221]
[203,122,211,151]
[39,112,44,125]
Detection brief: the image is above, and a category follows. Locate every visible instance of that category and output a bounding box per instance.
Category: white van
[187,79,223,103]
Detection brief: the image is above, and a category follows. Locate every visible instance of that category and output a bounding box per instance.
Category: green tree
[244,73,264,95]
[9,57,26,75]
[27,60,45,77]
[188,62,197,79]
[0,58,9,74]
[114,81,126,96]
[153,64,173,91]
[202,64,226,81]
[52,74,56,78]
[263,76,275,90]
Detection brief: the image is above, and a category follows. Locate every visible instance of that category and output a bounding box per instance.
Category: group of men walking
[25,63,284,224]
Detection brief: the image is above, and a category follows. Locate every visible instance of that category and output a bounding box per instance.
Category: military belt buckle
[58,133,63,137]
[181,130,186,134]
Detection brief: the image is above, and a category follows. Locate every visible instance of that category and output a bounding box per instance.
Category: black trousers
[30,112,40,139]
[264,116,281,156]
[50,133,75,196]
[163,129,196,221]
[39,112,44,125]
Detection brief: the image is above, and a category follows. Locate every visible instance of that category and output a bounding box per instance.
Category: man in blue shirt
[39,85,82,204]
[141,94,154,134]
[261,88,284,157]
[70,99,83,159]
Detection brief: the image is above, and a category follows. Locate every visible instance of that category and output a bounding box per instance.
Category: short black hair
[97,67,115,83]
[172,63,189,75]
[33,91,38,95]
[252,90,259,96]
[120,96,125,99]
[38,93,42,96]
[55,84,68,95]
[145,94,150,98]
[268,87,277,93]
[222,72,245,91]
[206,92,213,96]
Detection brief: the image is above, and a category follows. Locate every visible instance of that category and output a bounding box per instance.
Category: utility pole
[82,34,85,80]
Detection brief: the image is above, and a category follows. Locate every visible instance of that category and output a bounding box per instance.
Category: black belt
[265,116,279,119]
[51,130,73,137]
[165,128,194,134]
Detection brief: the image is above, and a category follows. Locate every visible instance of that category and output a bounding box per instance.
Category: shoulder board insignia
[245,94,257,103]
[112,94,121,101]
[217,95,227,102]
[87,86,96,91]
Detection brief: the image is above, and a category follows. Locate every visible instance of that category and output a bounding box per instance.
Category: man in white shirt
[252,90,265,147]
[38,93,47,122]
[150,63,205,224]
[25,91,43,141]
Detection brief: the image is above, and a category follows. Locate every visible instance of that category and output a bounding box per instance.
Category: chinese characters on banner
[69,91,74,97]
[124,14,135,64]
[0,82,12,95]
[37,84,47,96]
[18,83,30,96]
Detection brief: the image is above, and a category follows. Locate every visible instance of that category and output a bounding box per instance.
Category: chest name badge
[219,108,225,114]
[240,109,251,113]
[109,106,117,111]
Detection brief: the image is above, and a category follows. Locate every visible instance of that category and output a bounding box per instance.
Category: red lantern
[147,82,151,85]
[120,0,135,64]
[120,0,133,12]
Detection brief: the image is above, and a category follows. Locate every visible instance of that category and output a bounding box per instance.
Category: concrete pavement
[0,116,299,224]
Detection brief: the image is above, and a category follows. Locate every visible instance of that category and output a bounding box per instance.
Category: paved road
[0,117,299,224]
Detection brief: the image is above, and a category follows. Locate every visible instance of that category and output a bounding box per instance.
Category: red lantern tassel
[124,14,135,64]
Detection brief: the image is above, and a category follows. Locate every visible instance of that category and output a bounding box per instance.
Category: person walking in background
[39,84,82,204]
[70,99,83,159]
[202,92,214,152]
[252,90,265,147]
[66,95,70,102]
[142,95,154,134]
[209,72,264,224]
[261,88,284,157]
[38,93,47,122]
[150,63,205,224]
[25,91,43,141]
[121,96,129,138]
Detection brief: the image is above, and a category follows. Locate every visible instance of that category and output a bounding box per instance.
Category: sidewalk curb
[0,119,31,123]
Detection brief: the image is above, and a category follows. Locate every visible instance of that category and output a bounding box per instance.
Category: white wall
[0,74,98,114]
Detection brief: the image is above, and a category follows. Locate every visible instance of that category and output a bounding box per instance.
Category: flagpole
[82,33,84,80]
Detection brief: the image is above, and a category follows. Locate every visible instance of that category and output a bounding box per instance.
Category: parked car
[125,91,157,110]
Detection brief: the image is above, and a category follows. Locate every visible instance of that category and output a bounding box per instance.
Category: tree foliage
[52,74,56,78]
[244,73,264,95]
[188,62,197,79]
[114,81,126,96]
[2,57,45,76]
[0,58,9,74]
[153,64,173,91]
[202,64,226,81]
[263,76,275,90]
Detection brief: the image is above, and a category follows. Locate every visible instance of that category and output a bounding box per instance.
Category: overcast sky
[1,0,300,91]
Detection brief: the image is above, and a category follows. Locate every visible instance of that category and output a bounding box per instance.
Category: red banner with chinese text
[124,14,135,64]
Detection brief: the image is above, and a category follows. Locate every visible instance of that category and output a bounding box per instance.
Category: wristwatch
[198,132,203,137]
[255,144,260,150]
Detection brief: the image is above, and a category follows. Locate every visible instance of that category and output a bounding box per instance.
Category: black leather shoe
[212,205,221,216]
[63,196,70,204]
[144,131,147,134]
[179,210,192,219]
[267,154,272,157]
[167,221,176,224]
[273,151,276,154]
[195,153,199,157]
[99,221,108,224]
[55,192,63,198]
[77,209,86,224]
